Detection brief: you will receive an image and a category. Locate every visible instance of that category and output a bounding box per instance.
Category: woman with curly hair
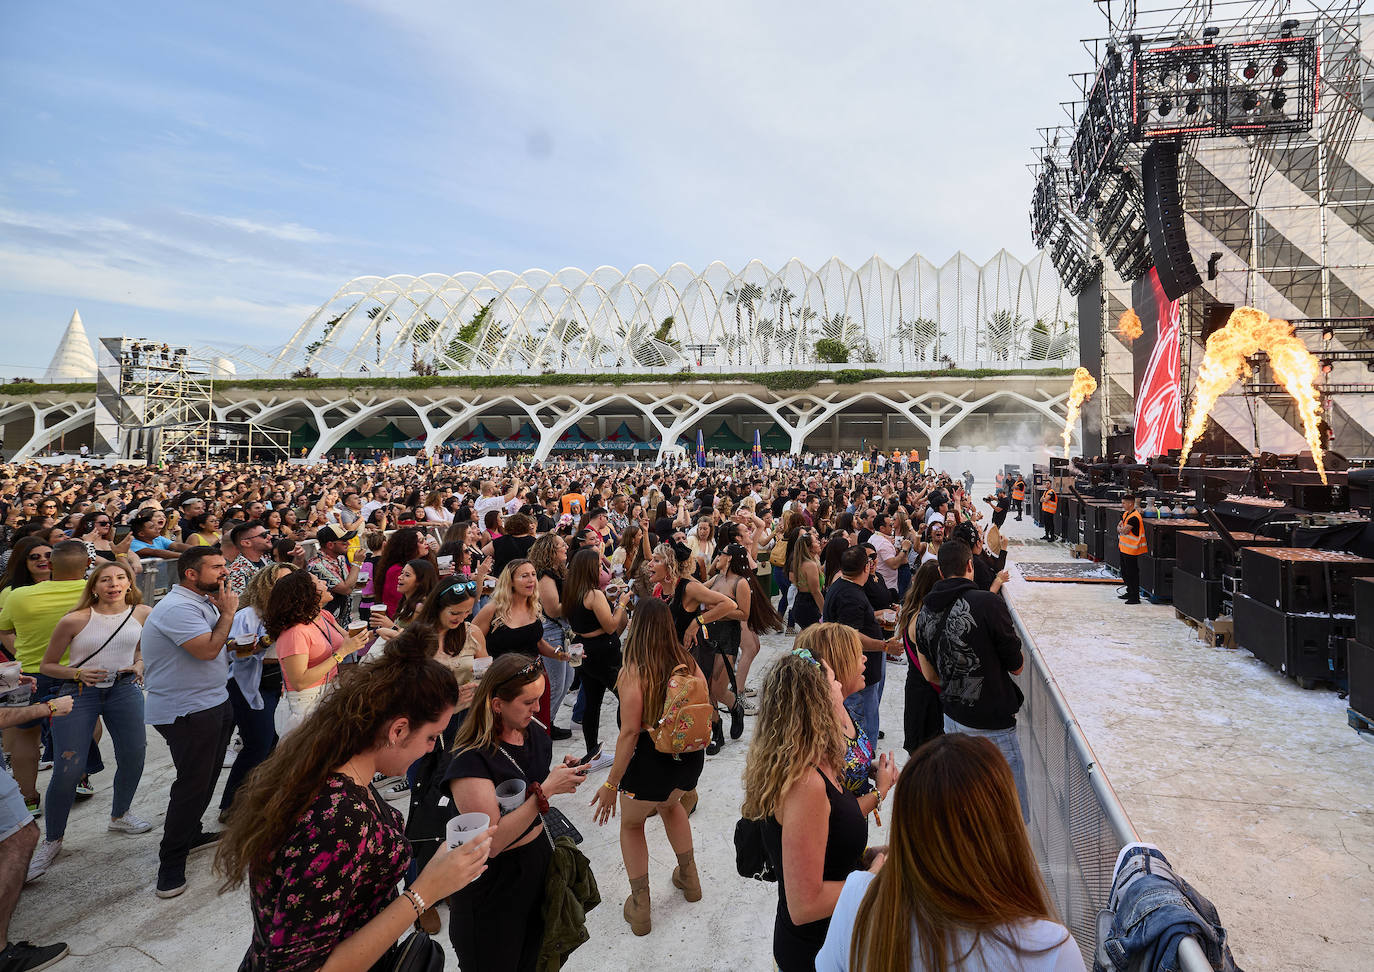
[590,599,706,936]
[263,570,367,736]
[368,558,438,642]
[742,650,872,972]
[215,633,493,972]
[375,526,434,617]
[817,734,1079,972]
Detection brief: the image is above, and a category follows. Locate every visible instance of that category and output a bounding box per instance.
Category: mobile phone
[575,748,601,767]
[114,526,131,541]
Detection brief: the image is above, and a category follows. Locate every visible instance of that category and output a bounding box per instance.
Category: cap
[316,523,357,545]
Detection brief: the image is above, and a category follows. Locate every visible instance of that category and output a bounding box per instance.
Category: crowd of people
[0,453,1083,971]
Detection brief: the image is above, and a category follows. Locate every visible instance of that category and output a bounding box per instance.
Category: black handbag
[368,931,443,972]
[733,816,776,882]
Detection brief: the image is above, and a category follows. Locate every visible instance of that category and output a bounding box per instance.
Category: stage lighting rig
[1094,167,1153,281]
[1128,38,1227,139]
[1066,55,1127,218]
[1030,159,1061,249]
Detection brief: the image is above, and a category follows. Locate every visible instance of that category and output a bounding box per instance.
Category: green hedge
[1,366,1075,397]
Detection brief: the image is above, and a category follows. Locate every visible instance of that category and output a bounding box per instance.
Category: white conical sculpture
[42,310,97,382]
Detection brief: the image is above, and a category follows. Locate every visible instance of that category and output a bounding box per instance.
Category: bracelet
[401,887,426,917]
[46,700,59,716]
[602,780,616,791]
[332,652,344,664]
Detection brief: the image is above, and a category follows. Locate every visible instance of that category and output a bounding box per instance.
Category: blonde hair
[652,542,689,587]
[73,561,142,612]
[488,558,542,629]
[241,563,296,616]
[795,623,863,694]
[741,652,845,820]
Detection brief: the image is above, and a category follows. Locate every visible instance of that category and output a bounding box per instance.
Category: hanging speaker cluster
[1142,141,1203,300]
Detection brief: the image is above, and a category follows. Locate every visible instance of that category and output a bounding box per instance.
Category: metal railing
[1006,591,1213,971]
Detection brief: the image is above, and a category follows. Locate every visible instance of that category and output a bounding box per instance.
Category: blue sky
[1,0,1105,376]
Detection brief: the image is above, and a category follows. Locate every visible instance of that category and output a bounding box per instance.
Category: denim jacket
[1096,843,1242,972]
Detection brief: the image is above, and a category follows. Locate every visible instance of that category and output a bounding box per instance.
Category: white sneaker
[38,759,53,772]
[109,813,154,834]
[582,751,616,773]
[25,838,61,883]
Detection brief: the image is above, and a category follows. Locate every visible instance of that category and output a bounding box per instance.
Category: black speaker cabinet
[1234,593,1353,685]
[1141,555,1175,600]
[1240,548,1374,614]
[1349,638,1374,719]
[1174,569,1221,622]
[1142,140,1203,301]
[1355,577,1374,647]
[1105,537,1121,570]
[1141,518,1210,561]
[1281,482,1350,513]
[1175,530,1285,581]
[1203,302,1234,341]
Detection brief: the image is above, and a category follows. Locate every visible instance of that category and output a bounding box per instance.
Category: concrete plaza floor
[11,505,1372,970]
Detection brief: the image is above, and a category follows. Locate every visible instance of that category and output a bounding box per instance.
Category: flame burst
[1117,308,1143,343]
[1062,367,1098,458]
[1179,306,1326,483]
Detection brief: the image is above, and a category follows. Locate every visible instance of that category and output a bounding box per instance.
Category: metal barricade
[1007,592,1213,972]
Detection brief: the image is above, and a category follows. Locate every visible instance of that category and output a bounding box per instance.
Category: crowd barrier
[1007,592,1212,971]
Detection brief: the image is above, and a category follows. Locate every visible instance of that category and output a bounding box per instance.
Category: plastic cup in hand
[94,670,117,689]
[0,661,21,688]
[232,635,258,657]
[347,620,368,638]
[472,656,493,678]
[494,779,526,814]
[446,812,491,847]
[567,644,585,668]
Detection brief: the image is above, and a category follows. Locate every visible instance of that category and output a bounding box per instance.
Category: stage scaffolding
[93,338,214,463]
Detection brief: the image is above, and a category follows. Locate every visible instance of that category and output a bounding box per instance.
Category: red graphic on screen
[1134,268,1182,462]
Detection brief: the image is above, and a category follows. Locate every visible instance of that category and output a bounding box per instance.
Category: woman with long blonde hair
[473,558,571,727]
[445,653,589,971]
[817,734,1080,972]
[33,561,153,876]
[590,599,707,936]
[742,650,872,971]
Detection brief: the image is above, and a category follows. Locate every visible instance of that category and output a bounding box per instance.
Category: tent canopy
[553,425,594,448]
[701,420,750,451]
[453,422,502,443]
[339,421,407,450]
[759,424,791,451]
[596,421,645,451]
[496,422,538,450]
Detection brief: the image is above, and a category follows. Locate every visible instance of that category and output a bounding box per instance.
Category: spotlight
[1281,19,1299,38]
[1271,89,1288,111]
[1273,58,1288,78]
[1321,327,1335,342]
[1186,66,1201,84]
[1159,97,1174,115]
[1203,26,1221,39]
[1242,91,1260,111]
[1320,358,1334,374]
[1186,96,1201,115]
[1243,60,1259,79]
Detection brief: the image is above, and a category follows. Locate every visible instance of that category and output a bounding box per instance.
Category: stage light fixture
[1185,96,1201,115]
[1272,58,1288,78]
[1322,327,1335,342]
[1159,97,1174,115]
[1242,91,1260,111]
[1365,360,1374,374]
[1243,60,1259,79]
[1281,19,1299,38]
[1320,358,1334,374]
[1186,66,1201,84]
[1271,89,1287,111]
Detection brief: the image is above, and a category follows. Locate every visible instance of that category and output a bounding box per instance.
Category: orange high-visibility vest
[1041,488,1058,514]
[1012,479,1025,501]
[1119,509,1147,556]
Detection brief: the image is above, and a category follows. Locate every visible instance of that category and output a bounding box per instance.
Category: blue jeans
[943,714,1028,821]
[772,566,793,624]
[848,651,886,744]
[220,668,281,812]
[542,620,572,726]
[46,675,147,841]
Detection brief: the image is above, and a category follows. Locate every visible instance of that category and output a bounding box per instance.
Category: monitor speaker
[1142,141,1202,301]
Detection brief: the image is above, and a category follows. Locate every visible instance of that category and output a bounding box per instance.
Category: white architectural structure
[257,251,1075,377]
[42,310,97,382]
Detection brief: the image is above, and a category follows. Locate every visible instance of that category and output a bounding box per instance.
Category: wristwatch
[332,652,344,665]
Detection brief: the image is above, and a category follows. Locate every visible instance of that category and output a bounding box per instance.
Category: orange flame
[1063,367,1098,458]
[1179,306,1325,483]
[1117,308,1143,343]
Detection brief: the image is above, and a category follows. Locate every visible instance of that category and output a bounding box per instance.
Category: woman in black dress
[473,558,572,727]
[590,598,706,937]
[562,547,630,761]
[741,649,873,971]
[787,529,824,631]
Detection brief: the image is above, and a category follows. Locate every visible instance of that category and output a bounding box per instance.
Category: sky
[0,0,1109,376]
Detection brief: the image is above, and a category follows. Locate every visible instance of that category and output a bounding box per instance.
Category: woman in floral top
[795,624,896,816]
[215,627,494,972]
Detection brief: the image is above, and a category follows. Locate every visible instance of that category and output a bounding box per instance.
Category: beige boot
[679,789,699,816]
[623,874,651,936]
[672,849,702,902]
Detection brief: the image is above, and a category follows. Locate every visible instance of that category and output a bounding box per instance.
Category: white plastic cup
[567,644,585,668]
[347,620,368,637]
[472,656,493,678]
[494,779,526,814]
[0,661,21,688]
[446,812,491,846]
[94,670,118,689]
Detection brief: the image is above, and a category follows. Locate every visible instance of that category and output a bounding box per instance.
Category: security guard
[1117,493,1146,604]
[1040,483,1058,541]
[1012,475,1026,521]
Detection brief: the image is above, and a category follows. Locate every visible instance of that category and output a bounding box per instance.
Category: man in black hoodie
[913,539,1028,818]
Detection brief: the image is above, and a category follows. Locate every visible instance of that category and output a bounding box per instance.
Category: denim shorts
[0,765,34,841]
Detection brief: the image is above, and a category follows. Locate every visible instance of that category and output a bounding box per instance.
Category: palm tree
[1027,317,1077,361]
[893,317,938,364]
[792,306,820,364]
[724,282,764,365]
[984,311,1025,362]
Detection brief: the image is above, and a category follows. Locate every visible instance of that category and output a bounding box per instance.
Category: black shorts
[619,731,705,803]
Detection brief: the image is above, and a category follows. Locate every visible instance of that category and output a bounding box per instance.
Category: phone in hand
[114,526,131,541]
[574,747,601,768]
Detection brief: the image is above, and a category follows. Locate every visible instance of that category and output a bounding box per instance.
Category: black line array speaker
[1142,141,1203,301]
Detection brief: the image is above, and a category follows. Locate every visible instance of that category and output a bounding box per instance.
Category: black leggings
[574,633,621,755]
[449,834,552,972]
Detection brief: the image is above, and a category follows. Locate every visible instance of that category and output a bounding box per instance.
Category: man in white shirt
[474,478,518,523]
[359,485,390,524]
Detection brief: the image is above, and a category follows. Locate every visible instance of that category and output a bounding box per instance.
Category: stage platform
[1002,514,1374,972]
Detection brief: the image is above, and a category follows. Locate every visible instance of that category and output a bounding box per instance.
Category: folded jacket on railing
[1095,843,1241,972]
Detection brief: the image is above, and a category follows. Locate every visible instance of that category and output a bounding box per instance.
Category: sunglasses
[441,579,477,596]
[500,660,542,684]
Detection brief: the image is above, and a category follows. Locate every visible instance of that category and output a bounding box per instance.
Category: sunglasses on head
[441,578,477,596]
[500,660,542,685]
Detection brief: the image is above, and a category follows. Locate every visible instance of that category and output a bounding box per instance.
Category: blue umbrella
[696,428,706,468]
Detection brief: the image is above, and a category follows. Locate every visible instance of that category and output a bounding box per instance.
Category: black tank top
[761,770,868,970]
[565,591,601,635]
[485,617,543,658]
[668,577,694,645]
